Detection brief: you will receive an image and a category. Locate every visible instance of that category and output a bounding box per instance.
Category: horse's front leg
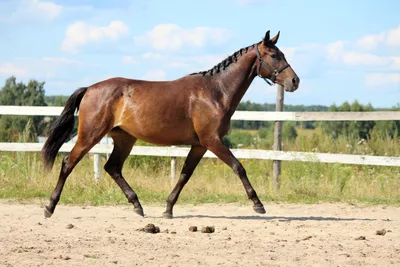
[205,137,266,214]
[163,145,207,219]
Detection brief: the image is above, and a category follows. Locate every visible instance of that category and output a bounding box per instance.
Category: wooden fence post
[170,146,177,186]
[273,84,284,190]
[105,136,110,160]
[94,153,101,182]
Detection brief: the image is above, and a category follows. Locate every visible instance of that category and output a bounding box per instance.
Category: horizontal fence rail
[232,111,400,121]
[1,105,400,121]
[1,142,400,167]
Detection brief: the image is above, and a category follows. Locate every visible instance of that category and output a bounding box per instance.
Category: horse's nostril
[292,76,299,85]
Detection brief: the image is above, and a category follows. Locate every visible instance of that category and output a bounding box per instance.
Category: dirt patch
[0,202,399,266]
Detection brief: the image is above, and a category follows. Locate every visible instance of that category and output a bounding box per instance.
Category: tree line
[0,77,70,141]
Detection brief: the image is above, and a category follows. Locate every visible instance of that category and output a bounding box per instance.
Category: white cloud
[0,63,27,77]
[121,56,136,64]
[3,0,62,22]
[0,60,55,79]
[0,57,91,81]
[135,24,230,51]
[142,70,166,81]
[356,33,385,51]
[387,25,400,47]
[30,0,61,20]
[326,41,344,61]
[326,41,395,68]
[61,20,129,54]
[356,24,400,50]
[341,52,391,66]
[391,57,400,70]
[290,27,400,78]
[365,73,400,87]
[280,47,296,62]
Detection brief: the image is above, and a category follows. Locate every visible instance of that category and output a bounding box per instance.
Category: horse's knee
[104,160,117,175]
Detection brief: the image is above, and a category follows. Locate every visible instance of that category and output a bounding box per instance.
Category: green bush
[258,127,274,149]
[373,120,400,139]
[225,131,254,148]
[282,121,297,140]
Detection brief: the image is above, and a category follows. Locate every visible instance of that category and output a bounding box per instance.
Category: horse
[41,30,299,219]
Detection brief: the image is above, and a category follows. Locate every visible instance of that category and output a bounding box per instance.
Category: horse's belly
[114,90,198,145]
[119,119,198,146]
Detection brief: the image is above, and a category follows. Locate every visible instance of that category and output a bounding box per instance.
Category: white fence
[2,105,400,121]
[1,105,400,181]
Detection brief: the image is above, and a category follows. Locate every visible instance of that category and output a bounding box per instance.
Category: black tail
[41,87,88,170]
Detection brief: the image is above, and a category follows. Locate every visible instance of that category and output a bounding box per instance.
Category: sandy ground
[0,202,399,267]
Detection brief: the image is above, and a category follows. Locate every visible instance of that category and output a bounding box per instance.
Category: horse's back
[80,76,202,145]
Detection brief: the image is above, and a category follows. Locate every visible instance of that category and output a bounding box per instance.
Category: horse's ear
[263,30,270,46]
[271,31,280,45]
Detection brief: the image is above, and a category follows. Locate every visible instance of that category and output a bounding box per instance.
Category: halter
[255,44,290,86]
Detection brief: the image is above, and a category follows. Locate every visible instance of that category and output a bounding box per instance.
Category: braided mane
[190,43,256,76]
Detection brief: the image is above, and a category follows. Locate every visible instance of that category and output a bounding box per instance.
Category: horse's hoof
[133,207,144,217]
[253,204,266,214]
[162,212,173,219]
[44,206,53,218]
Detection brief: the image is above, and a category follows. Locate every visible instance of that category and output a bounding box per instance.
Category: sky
[0,0,399,108]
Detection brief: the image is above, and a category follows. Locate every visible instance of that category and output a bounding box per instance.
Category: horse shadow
[172,214,377,222]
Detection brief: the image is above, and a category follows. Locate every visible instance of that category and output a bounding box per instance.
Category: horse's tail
[41,87,88,171]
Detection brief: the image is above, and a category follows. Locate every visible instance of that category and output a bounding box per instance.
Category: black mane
[190,43,256,76]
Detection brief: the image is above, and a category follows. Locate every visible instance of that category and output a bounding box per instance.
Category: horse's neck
[216,49,257,113]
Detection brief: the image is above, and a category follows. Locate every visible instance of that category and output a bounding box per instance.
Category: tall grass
[0,124,399,206]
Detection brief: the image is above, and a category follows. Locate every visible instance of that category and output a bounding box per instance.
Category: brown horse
[41,30,299,219]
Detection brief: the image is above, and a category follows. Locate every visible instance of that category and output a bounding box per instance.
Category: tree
[0,76,47,141]
[373,104,400,138]
[322,100,375,139]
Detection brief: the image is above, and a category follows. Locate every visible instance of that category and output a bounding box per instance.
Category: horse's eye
[271,54,277,59]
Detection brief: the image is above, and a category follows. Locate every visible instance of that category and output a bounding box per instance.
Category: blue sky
[0,0,399,107]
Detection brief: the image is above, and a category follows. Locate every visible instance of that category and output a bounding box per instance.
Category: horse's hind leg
[44,108,114,218]
[44,142,88,217]
[44,128,110,218]
[104,128,144,216]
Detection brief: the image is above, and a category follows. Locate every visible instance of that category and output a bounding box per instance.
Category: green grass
[0,147,399,207]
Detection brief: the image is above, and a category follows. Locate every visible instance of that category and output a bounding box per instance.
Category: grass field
[1,125,399,206]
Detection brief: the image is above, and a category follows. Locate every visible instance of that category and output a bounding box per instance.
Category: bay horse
[41,30,299,219]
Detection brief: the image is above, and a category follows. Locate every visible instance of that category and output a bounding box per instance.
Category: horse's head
[255,30,299,92]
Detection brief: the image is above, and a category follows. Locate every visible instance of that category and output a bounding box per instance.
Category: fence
[1,105,400,183]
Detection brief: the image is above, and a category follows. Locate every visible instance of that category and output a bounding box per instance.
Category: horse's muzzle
[284,75,300,92]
